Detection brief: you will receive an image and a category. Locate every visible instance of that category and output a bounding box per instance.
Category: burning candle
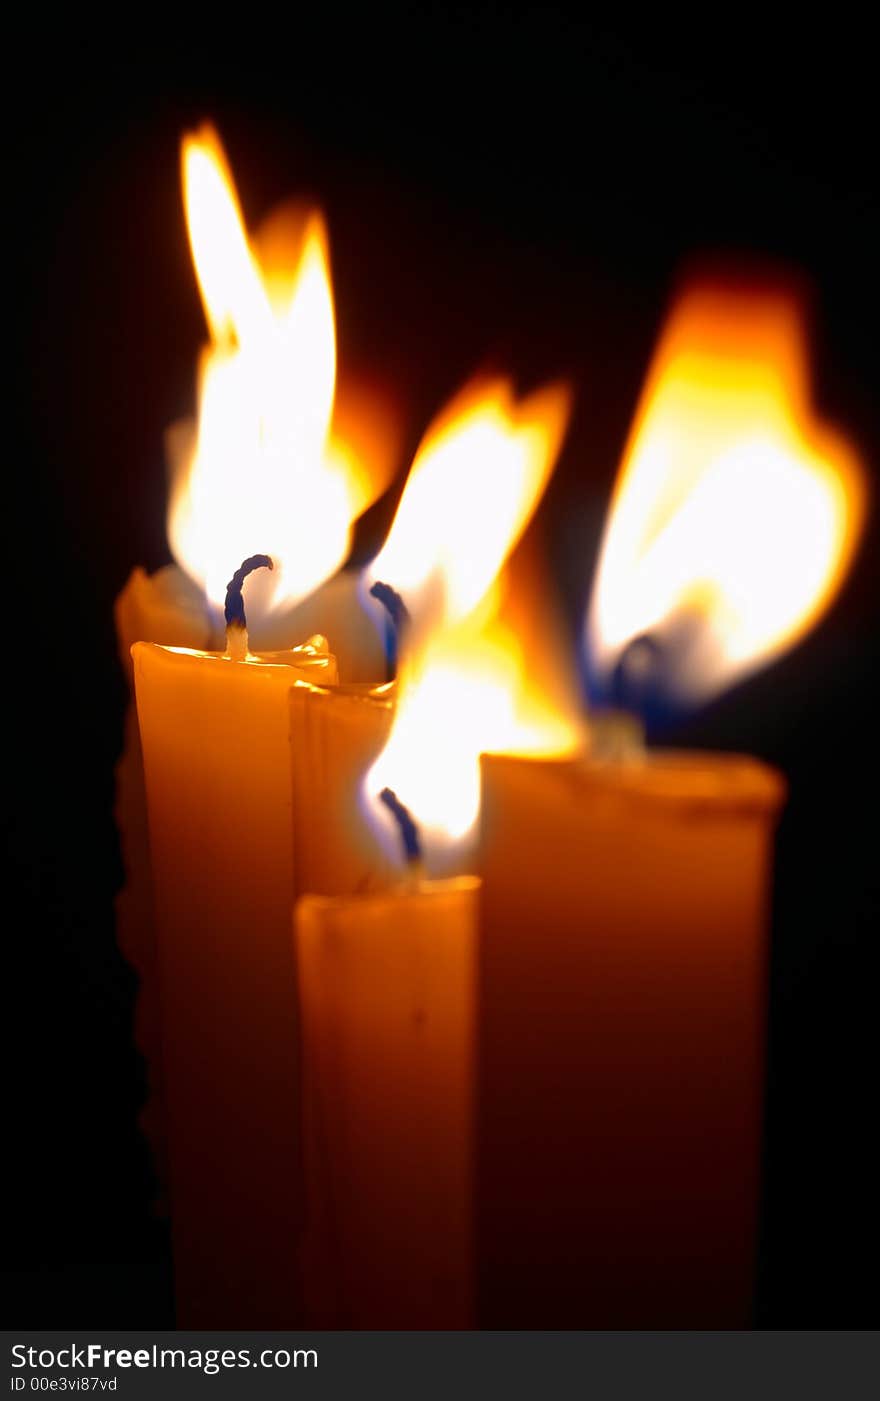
[479,749,785,1327]
[297,865,480,1327]
[477,281,867,1327]
[296,375,578,1325]
[134,561,349,1325]
[115,124,397,1203]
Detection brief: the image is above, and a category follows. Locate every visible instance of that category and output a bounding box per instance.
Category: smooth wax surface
[114,565,216,1202]
[290,681,397,898]
[133,641,337,1326]
[296,878,479,1327]
[478,749,785,1328]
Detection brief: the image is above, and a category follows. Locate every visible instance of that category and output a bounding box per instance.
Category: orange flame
[364,378,580,871]
[168,125,387,617]
[588,282,867,703]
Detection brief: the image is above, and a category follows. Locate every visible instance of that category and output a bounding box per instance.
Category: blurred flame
[168,124,385,614]
[364,379,580,869]
[369,380,567,627]
[588,283,867,703]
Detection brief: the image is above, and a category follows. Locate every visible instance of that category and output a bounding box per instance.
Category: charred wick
[224,555,274,632]
[379,787,422,867]
[369,580,410,636]
[370,580,411,683]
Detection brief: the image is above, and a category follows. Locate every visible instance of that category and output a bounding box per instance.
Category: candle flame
[588,281,867,704]
[364,378,580,871]
[168,124,388,619]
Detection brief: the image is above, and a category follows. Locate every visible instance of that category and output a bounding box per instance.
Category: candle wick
[378,786,423,871]
[224,554,274,660]
[611,632,664,714]
[588,632,658,759]
[369,581,410,681]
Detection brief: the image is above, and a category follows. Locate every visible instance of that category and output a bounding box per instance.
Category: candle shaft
[477,750,784,1327]
[114,565,216,1203]
[133,642,336,1325]
[296,879,478,1327]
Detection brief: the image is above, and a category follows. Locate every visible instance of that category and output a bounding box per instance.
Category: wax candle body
[115,562,387,1197]
[477,750,785,1328]
[114,565,214,1200]
[290,682,397,898]
[296,878,478,1327]
[133,641,337,1326]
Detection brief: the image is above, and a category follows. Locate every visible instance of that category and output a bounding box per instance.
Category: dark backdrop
[6,10,878,1326]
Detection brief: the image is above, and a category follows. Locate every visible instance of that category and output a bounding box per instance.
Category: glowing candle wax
[296,872,479,1326]
[133,559,344,1327]
[478,749,784,1326]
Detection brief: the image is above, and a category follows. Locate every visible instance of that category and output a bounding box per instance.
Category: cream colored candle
[296,876,478,1327]
[477,749,785,1327]
[133,631,337,1327]
[114,118,396,1252]
[510,277,862,1327]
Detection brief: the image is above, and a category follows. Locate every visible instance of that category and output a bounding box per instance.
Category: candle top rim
[133,641,336,670]
[481,748,785,814]
[289,678,396,705]
[296,874,481,914]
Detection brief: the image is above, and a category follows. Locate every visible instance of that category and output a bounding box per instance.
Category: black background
[6,10,878,1326]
